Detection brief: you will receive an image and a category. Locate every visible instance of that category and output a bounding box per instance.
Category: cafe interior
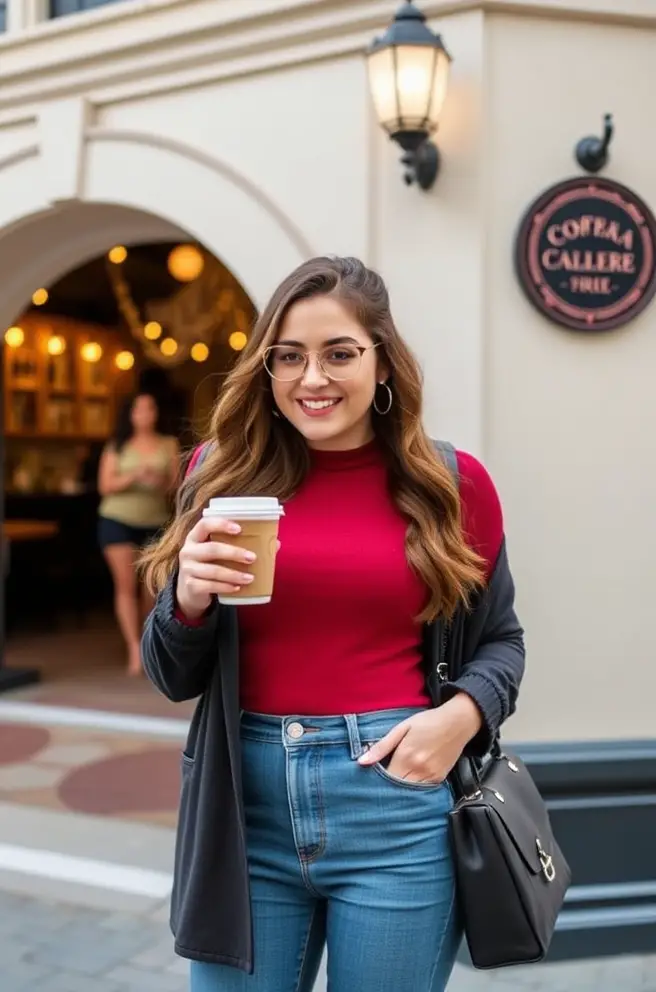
[2,241,255,696]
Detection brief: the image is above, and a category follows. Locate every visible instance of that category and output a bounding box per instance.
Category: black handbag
[448,742,571,968]
[441,654,571,969]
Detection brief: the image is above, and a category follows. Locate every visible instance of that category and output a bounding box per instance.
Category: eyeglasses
[263,343,379,382]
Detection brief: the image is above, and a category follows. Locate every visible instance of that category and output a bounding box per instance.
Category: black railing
[50,0,126,17]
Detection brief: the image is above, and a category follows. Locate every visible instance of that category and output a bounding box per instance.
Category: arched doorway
[0,126,313,694]
[2,225,256,705]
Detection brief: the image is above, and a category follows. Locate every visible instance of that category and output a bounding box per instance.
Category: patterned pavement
[1,890,655,992]
[0,721,180,827]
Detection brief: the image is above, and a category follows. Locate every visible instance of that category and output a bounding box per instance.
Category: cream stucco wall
[0,0,654,745]
[483,13,656,742]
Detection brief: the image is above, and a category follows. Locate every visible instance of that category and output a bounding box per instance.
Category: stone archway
[0,126,313,326]
[0,202,187,330]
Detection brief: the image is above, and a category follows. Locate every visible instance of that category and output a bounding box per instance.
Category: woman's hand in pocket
[358,696,484,785]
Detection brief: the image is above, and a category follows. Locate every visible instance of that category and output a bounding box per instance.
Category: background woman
[98,392,179,675]
[141,257,525,991]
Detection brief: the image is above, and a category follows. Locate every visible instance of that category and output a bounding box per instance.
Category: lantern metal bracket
[400,139,440,190]
[575,113,614,174]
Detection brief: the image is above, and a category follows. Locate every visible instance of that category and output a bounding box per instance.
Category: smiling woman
[139,256,525,992]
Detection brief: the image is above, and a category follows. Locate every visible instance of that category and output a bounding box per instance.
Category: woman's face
[131,394,158,433]
[269,295,386,451]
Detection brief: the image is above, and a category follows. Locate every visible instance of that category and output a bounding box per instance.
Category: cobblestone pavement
[1,889,655,992]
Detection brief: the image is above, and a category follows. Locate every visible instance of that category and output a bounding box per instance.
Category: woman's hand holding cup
[176,517,257,620]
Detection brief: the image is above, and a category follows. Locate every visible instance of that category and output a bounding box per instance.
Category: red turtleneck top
[183,440,503,715]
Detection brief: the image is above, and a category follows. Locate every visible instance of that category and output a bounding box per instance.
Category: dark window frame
[49,0,126,18]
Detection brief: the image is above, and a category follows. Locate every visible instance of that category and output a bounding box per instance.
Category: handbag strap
[432,440,503,786]
[433,440,459,489]
[431,439,459,684]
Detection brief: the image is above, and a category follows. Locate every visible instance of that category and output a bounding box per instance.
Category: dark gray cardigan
[142,536,525,972]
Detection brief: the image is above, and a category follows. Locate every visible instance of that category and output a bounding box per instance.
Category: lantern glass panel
[367,47,397,133]
[368,43,450,135]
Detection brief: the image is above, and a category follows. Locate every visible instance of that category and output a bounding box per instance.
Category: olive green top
[98,437,176,529]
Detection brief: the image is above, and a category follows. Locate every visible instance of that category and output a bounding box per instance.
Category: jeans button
[287,722,304,740]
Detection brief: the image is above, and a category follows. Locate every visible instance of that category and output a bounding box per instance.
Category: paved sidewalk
[0,891,185,992]
[2,890,655,992]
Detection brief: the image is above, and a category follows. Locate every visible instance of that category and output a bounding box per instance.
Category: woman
[140,257,525,991]
[98,392,179,675]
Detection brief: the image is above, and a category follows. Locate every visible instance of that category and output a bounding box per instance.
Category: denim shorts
[97,516,160,550]
[190,707,461,992]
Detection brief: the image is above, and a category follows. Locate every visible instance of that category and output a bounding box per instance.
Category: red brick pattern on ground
[58,749,181,816]
[0,724,52,765]
[0,721,180,827]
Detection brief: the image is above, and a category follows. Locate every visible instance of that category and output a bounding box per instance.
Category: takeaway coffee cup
[202,497,284,605]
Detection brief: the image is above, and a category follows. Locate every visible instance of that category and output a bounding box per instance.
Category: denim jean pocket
[368,752,448,792]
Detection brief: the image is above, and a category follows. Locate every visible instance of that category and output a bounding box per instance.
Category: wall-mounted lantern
[366,0,451,190]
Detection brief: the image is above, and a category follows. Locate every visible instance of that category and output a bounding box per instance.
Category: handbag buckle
[536,838,556,882]
[436,662,449,683]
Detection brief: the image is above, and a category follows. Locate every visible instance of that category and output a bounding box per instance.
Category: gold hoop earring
[373,381,392,416]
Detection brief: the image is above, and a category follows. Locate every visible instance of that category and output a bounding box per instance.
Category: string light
[190,342,209,363]
[168,244,204,282]
[81,341,103,363]
[46,335,66,356]
[32,288,48,306]
[144,321,162,341]
[229,331,248,351]
[4,326,24,348]
[108,246,128,264]
[115,350,135,370]
[160,337,178,357]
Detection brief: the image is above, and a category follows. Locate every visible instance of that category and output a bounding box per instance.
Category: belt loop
[344,714,364,760]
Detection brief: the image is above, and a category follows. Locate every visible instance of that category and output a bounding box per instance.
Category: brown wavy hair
[141,256,485,621]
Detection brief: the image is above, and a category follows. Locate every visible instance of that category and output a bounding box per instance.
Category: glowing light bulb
[190,342,209,363]
[32,288,48,306]
[115,350,135,371]
[108,245,128,264]
[168,244,204,282]
[160,337,178,357]
[229,331,248,351]
[144,321,162,341]
[4,326,24,348]
[47,335,66,356]
[81,341,103,363]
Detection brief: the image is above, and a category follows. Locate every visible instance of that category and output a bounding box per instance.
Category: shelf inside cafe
[4,313,127,449]
[2,313,135,690]
[1,239,256,697]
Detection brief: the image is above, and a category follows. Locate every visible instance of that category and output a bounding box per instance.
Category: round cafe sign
[514,177,656,332]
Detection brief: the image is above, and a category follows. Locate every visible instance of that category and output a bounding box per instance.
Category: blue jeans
[190,708,461,992]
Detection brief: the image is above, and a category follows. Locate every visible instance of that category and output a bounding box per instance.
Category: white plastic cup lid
[203,497,284,519]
